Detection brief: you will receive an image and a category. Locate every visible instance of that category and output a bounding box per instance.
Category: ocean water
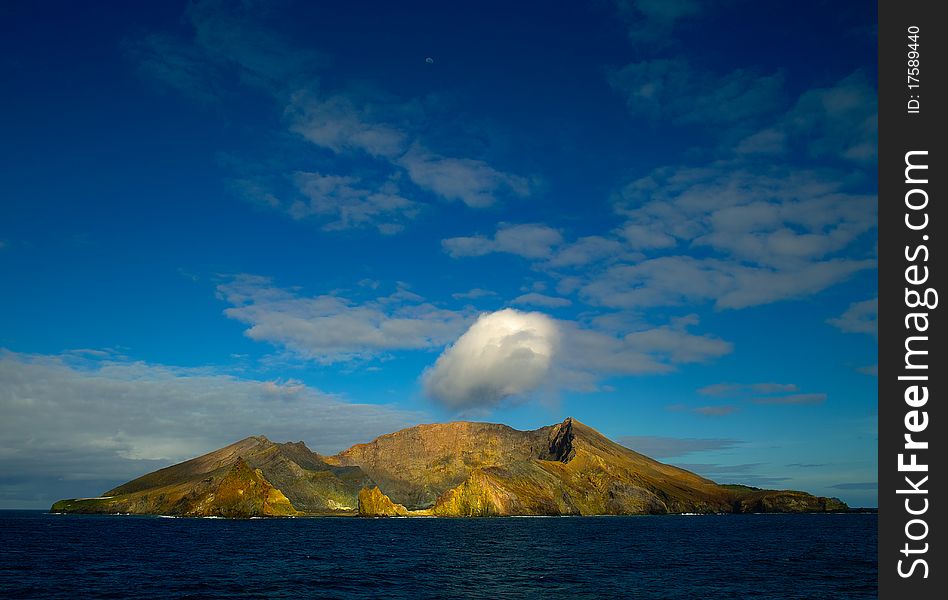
[0,511,876,599]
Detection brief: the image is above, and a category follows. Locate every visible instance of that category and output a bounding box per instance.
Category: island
[52,417,847,518]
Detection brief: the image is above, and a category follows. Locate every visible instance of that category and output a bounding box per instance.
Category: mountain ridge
[52,417,848,517]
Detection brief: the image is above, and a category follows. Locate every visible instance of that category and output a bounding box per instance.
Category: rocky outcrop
[358,486,409,516]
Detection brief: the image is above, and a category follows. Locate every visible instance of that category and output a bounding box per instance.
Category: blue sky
[0,0,878,508]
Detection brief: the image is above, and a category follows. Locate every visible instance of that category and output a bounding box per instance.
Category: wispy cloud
[511,293,572,309]
[751,393,827,406]
[698,382,827,407]
[217,275,471,363]
[608,58,784,126]
[692,405,739,417]
[829,482,877,491]
[613,0,702,45]
[452,288,498,300]
[698,382,799,397]
[738,71,877,164]
[616,436,742,459]
[129,1,532,234]
[828,297,877,336]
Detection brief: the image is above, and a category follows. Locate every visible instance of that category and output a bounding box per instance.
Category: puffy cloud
[827,298,877,336]
[443,223,563,259]
[218,275,470,363]
[423,309,559,410]
[423,309,732,410]
[0,349,423,508]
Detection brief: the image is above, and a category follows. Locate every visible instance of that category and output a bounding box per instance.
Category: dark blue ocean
[0,511,876,599]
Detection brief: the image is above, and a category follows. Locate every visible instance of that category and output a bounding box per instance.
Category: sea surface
[0,510,876,599]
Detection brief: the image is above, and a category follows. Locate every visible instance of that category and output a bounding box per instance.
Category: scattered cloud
[698,382,799,397]
[452,288,497,300]
[397,147,532,208]
[829,482,877,490]
[751,393,827,405]
[735,72,877,166]
[858,364,878,377]
[443,223,563,259]
[692,405,739,417]
[0,349,423,508]
[130,2,532,236]
[616,436,741,459]
[217,275,470,363]
[511,293,572,309]
[676,462,790,487]
[607,58,783,126]
[555,316,732,387]
[423,309,559,410]
[578,256,874,310]
[289,172,420,233]
[828,297,877,336]
[698,383,826,407]
[613,0,702,45]
[615,166,877,269]
[288,93,408,158]
[547,236,627,268]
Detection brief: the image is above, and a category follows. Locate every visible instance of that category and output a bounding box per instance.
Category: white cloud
[422,309,559,410]
[218,275,470,363]
[0,349,423,507]
[827,297,877,336]
[442,223,563,259]
[423,309,732,410]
